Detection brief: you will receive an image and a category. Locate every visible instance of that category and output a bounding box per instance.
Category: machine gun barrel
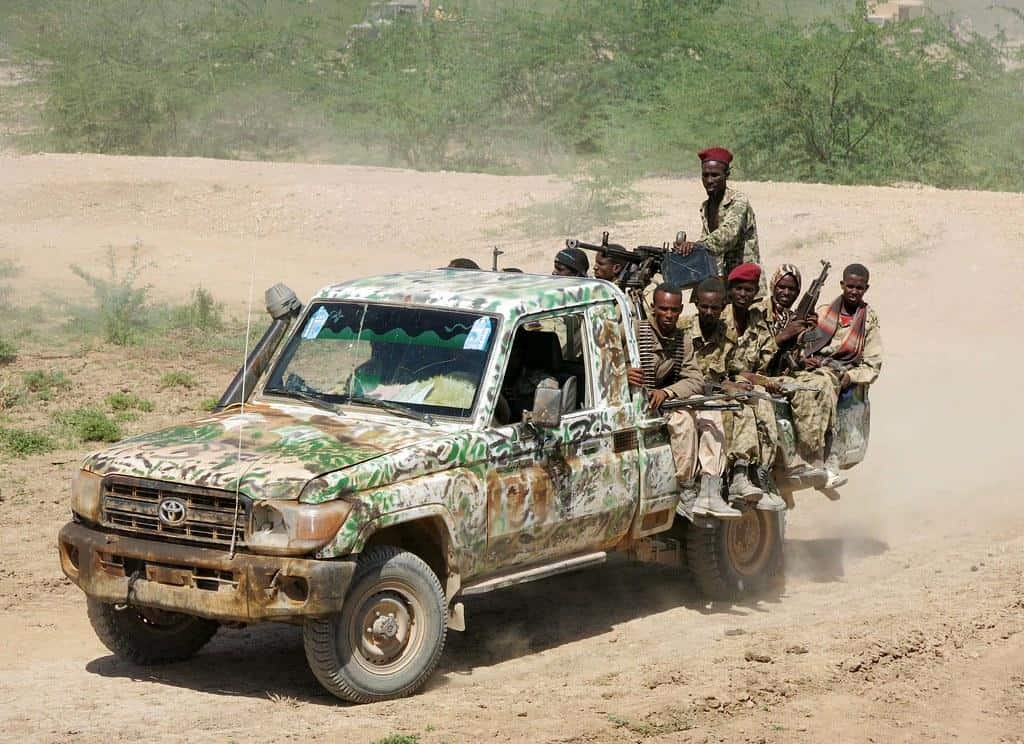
[565,232,644,265]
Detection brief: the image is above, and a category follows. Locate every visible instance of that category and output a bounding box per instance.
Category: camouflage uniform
[699,187,760,278]
[692,305,779,468]
[636,320,725,483]
[785,369,838,467]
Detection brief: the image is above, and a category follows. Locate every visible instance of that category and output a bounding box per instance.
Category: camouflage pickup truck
[58,270,869,703]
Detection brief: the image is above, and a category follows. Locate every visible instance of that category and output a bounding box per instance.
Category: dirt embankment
[0,154,1021,743]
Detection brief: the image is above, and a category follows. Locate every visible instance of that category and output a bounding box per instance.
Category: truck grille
[101,476,249,547]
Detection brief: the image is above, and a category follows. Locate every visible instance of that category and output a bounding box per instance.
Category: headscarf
[768,264,802,336]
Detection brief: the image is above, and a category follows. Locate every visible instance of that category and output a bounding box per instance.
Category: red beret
[698,147,733,165]
[728,263,761,284]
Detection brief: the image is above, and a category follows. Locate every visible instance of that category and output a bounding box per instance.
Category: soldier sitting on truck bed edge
[691,272,787,511]
[801,263,883,479]
[764,265,846,488]
[627,283,740,519]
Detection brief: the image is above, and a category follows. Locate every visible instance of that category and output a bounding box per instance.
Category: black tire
[86,598,218,664]
[303,547,447,704]
[684,509,783,602]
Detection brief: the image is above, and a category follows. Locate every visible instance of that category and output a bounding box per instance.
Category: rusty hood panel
[81,400,441,501]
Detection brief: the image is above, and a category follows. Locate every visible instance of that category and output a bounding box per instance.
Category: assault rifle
[659,393,743,412]
[770,259,830,375]
[743,372,820,396]
[795,259,831,322]
[658,385,789,413]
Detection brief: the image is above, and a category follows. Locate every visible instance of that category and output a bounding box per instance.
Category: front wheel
[303,547,447,703]
[685,509,783,601]
[87,598,219,664]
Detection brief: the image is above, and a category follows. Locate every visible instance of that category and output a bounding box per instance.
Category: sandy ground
[0,154,1022,744]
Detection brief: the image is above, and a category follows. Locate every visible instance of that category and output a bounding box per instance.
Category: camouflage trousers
[725,394,778,468]
[787,369,839,466]
[666,406,727,484]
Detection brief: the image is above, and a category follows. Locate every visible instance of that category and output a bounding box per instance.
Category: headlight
[247,499,352,556]
[71,469,103,522]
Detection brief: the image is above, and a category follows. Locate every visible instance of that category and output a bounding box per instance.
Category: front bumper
[58,521,356,623]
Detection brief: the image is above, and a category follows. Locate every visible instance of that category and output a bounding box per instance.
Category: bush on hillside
[10,0,1024,191]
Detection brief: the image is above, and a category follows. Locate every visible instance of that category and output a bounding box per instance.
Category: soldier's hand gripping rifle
[772,259,830,374]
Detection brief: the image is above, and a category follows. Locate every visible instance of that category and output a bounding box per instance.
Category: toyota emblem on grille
[158,497,187,526]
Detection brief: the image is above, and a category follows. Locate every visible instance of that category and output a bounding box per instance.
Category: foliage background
[1,0,1022,191]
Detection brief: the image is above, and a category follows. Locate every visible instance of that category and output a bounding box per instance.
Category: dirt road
[0,154,1021,743]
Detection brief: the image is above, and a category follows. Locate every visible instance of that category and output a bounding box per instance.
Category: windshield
[265,301,497,420]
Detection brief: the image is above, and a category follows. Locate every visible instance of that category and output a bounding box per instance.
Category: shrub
[0,380,26,410]
[105,391,154,412]
[0,339,16,365]
[160,370,198,390]
[0,426,56,456]
[22,369,73,398]
[169,287,224,332]
[70,243,151,345]
[200,396,219,412]
[56,407,122,442]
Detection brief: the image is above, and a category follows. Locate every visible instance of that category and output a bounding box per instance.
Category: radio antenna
[229,254,256,559]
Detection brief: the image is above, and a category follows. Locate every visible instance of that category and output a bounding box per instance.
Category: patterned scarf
[768,264,801,336]
[805,296,867,362]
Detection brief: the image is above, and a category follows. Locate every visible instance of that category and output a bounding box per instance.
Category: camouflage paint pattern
[81,401,440,501]
[313,405,641,581]
[79,271,650,583]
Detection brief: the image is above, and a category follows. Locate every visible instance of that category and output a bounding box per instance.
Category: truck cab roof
[314,270,624,324]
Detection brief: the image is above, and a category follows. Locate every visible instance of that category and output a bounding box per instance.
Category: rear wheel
[685,509,783,601]
[303,547,447,703]
[87,598,218,664]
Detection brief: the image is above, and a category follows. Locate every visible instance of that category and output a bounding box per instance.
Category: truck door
[484,306,639,570]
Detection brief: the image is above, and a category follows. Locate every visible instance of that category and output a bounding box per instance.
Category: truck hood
[81,400,441,501]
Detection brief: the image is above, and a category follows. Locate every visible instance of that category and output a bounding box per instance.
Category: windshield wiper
[264,387,342,415]
[345,395,436,426]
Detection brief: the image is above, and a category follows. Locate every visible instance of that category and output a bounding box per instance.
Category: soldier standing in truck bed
[675,147,760,280]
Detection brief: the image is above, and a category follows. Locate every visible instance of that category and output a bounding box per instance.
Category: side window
[494,313,590,426]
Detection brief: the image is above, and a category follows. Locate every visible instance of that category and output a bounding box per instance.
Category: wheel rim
[346,579,425,676]
[724,510,774,578]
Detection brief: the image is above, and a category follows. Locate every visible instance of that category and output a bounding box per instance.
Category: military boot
[756,490,788,511]
[728,462,763,503]
[676,481,698,518]
[693,474,741,520]
[823,452,848,489]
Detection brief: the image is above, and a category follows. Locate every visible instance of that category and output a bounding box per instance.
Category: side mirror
[529,377,563,429]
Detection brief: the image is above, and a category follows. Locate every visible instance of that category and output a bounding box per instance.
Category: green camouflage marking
[82,401,440,501]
